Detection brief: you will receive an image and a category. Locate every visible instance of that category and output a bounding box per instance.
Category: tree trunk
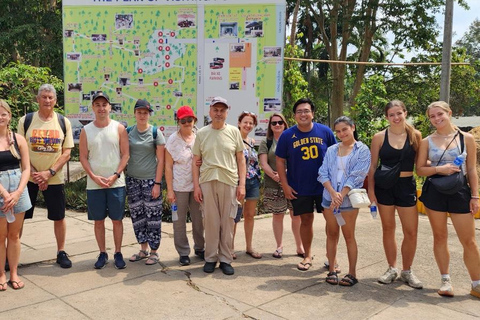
[290,0,301,46]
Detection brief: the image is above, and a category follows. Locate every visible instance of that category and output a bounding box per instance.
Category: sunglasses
[271,120,285,126]
[179,117,194,124]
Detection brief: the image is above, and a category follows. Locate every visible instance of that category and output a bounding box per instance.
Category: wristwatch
[154,181,161,185]
[49,168,57,176]
[114,172,121,178]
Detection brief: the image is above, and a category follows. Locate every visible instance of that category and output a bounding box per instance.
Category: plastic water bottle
[171,203,178,222]
[5,209,15,223]
[453,153,466,167]
[333,208,346,226]
[370,202,377,219]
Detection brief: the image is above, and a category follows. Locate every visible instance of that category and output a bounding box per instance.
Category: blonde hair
[426,101,458,131]
[385,100,420,151]
[0,99,20,159]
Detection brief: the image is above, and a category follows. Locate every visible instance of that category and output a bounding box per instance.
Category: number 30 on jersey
[301,145,319,160]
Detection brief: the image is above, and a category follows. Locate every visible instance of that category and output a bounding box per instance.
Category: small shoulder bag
[373,131,408,189]
[427,131,466,195]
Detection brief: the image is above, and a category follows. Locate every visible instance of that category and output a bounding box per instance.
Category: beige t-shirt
[18,112,74,185]
[192,124,244,187]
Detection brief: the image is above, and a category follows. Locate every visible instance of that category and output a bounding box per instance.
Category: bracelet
[113,172,121,178]
[154,181,161,185]
[471,196,479,199]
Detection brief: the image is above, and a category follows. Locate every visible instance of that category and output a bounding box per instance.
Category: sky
[440,0,480,42]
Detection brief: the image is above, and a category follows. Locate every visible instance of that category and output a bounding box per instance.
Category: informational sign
[63,0,286,140]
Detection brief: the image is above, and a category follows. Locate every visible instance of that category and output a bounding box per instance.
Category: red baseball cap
[177,105,196,119]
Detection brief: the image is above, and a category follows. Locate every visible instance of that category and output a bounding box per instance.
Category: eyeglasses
[180,117,194,124]
[270,120,284,126]
[295,109,312,115]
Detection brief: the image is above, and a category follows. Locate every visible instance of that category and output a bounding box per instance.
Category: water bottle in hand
[333,208,346,226]
[171,202,178,222]
[370,201,377,219]
[5,209,15,223]
[453,153,466,167]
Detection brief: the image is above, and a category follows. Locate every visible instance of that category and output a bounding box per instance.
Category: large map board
[63,0,286,140]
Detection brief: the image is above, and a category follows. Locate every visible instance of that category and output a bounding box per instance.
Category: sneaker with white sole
[400,270,423,289]
[470,283,480,299]
[438,277,454,297]
[378,266,399,284]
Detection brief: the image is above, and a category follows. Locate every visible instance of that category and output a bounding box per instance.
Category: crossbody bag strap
[436,131,460,166]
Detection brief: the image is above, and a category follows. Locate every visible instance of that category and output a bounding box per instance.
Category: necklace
[435,130,456,139]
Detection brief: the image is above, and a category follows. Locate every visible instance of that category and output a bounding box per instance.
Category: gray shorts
[0,168,32,216]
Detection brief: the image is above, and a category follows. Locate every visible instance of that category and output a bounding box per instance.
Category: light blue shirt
[318,141,371,207]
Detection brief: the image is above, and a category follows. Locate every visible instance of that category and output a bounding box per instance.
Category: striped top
[318,141,371,207]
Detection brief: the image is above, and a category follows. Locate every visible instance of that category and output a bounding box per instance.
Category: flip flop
[0,282,7,292]
[272,248,283,259]
[8,280,25,290]
[297,261,312,271]
[326,271,339,285]
[246,251,262,259]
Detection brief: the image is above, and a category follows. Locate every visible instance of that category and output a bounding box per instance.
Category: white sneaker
[470,283,480,299]
[378,266,399,284]
[438,277,454,297]
[400,270,423,289]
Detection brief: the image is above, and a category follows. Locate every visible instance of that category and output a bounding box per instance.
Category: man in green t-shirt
[193,97,246,276]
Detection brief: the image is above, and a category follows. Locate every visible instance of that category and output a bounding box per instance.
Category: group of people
[0,86,479,300]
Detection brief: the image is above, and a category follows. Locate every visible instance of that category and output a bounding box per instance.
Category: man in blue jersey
[276,98,336,271]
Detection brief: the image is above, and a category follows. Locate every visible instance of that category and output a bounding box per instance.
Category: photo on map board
[64,30,74,37]
[91,34,107,42]
[263,98,282,112]
[264,46,282,58]
[220,22,238,38]
[245,21,263,37]
[66,53,81,61]
[115,14,134,30]
[177,14,195,28]
[67,83,82,92]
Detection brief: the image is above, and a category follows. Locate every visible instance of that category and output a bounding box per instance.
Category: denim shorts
[321,199,354,212]
[87,187,126,220]
[245,176,260,200]
[0,168,32,217]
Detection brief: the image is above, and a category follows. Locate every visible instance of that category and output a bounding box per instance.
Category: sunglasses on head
[271,120,285,126]
[242,111,256,116]
[180,117,194,124]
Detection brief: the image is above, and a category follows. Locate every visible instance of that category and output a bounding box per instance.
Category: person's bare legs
[272,213,284,251]
[426,209,450,275]
[378,204,398,268]
[290,210,304,255]
[112,220,124,253]
[0,218,8,288]
[6,213,25,287]
[323,208,339,273]
[243,199,260,256]
[341,209,359,277]
[54,219,66,252]
[397,206,418,270]
[299,213,314,265]
[94,220,106,252]
[450,213,480,281]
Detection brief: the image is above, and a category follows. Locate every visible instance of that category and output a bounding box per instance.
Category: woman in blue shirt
[318,116,370,286]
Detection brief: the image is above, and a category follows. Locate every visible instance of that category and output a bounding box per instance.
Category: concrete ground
[1,207,479,319]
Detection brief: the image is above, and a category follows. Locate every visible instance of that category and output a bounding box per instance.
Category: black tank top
[0,150,20,171]
[378,129,415,172]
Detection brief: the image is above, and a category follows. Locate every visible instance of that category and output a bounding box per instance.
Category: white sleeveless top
[84,120,125,190]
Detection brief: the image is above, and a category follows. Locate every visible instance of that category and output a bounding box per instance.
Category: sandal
[246,251,262,259]
[8,280,25,290]
[297,261,312,271]
[272,248,283,259]
[145,252,159,265]
[129,250,149,262]
[324,261,341,274]
[0,282,7,292]
[232,252,237,260]
[326,271,339,285]
[339,274,358,287]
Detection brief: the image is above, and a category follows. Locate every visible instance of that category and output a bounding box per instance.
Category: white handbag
[348,188,371,208]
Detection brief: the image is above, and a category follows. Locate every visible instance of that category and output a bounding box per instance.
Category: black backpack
[126,125,158,147]
[23,112,67,145]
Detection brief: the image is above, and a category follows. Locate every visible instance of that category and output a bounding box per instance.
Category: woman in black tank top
[368,100,423,289]
[0,99,31,290]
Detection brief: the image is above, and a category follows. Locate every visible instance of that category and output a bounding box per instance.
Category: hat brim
[210,102,229,108]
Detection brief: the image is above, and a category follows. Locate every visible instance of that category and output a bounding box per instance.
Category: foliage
[0,0,63,78]
[350,75,388,146]
[0,62,63,130]
[456,18,480,63]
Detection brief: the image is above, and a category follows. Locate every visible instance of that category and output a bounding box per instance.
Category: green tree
[0,0,63,78]
[0,63,63,130]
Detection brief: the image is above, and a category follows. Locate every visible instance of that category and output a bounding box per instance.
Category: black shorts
[375,176,417,207]
[25,182,66,221]
[419,178,471,214]
[291,195,323,216]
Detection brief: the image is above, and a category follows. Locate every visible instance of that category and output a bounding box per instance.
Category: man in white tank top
[79,92,130,270]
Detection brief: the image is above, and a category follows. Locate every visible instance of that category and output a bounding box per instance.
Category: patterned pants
[126,176,162,250]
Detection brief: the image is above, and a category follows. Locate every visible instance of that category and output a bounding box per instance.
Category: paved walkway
[1,208,480,319]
